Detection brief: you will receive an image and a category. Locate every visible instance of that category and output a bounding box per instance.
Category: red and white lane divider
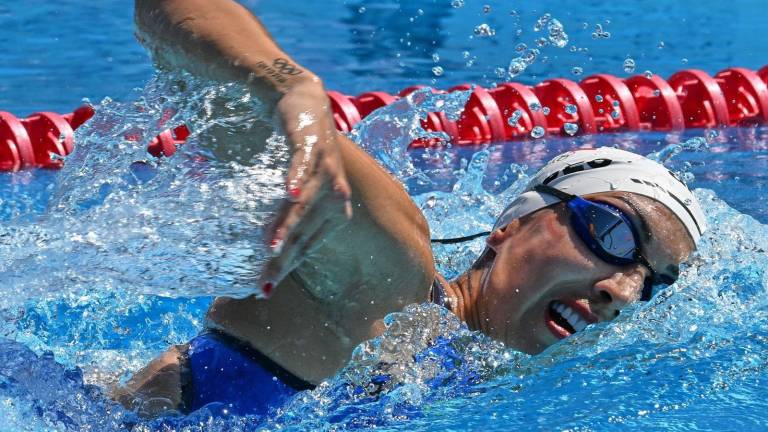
[2,65,767,171]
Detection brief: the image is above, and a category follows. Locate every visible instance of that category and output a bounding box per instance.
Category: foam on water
[1,70,768,431]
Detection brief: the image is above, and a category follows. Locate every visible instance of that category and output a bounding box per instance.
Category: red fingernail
[262,282,274,297]
[270,238,281,248]
[289,186,301,199]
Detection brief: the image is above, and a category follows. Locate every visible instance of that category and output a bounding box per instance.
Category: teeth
[551,301,590,333]
[572,319,588,332]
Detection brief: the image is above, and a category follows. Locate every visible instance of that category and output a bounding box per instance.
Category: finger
[329,159,353,220]
[267,170,327,253]
[285,136,311,197]
[259,201,335,297]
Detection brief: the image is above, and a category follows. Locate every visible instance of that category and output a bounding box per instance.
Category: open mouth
[545,300,595,339]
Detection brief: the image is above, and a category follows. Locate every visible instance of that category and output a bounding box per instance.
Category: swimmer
[115,0,705,417]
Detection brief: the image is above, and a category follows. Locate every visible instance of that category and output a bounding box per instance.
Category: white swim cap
[494,147,706,244]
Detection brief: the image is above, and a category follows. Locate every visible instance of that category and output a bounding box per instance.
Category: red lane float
[4,64,768,171]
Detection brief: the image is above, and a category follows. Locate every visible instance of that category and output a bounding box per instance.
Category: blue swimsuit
[183,280,451,416]
[182,330,313,416]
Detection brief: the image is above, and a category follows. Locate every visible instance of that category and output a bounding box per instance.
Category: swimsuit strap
[429,277,453,312]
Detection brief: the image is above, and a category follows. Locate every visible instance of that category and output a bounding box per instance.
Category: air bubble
[474,23,496,37]
[564,123,579,136]
[542,107,551,115]
[612,100,620,107]
[358,6,366,13]
[653,89,661,96]
[515,43,527,53]
[432,53,440,62]
[595,95,604,103]
[483,4,491,13]
[529,102,542,112]
[571,67,583,76]
[547,18,569,48]
[611,110,620,119]
[565,104,578,114]
[644,70,653,78]
[530,126,545,138]
[432,66,444,76]
[451,0,465,7]
[623,58,636,73]
[534,13,551,32]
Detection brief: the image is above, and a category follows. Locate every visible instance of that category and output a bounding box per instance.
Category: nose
[592,265,648,320]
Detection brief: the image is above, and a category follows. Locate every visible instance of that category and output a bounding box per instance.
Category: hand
[260,78,353,296]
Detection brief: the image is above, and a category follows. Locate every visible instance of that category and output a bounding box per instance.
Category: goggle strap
[534,184,576,202]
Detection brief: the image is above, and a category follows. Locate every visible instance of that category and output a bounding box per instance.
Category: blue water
[2,1,768,431]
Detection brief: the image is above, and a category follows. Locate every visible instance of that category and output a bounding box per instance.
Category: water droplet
[432,66,444,76]
[623,58,636,73]
[542,107,551,115]
[592,23,610,39]
[547,18,568,48]
[571,66,583,76]
[565,104,578,114]
[534,13,551,32]
[474,23,496,37]
[529,102,542,112]
[483,4,491,13]
[653,89,661,96]
[595,95,604,103]
[451,0,465,7]
[530,126,546,138]
[644,70,653,78]
[611,110,620,119]
[508,109,523,126]
[564,123,579,136]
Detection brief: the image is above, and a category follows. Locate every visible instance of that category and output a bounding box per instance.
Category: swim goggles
[534,184,674,301]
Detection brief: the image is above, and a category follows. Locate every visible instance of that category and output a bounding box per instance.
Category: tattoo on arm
[252,57,304,86]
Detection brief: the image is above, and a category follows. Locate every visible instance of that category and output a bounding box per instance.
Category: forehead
[587,191,695,271]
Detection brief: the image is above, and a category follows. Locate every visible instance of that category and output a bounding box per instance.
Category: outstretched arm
[135,0,351,264]
[123,2,438,408]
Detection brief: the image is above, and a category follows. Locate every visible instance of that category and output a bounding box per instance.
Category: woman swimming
[115,0,706,417]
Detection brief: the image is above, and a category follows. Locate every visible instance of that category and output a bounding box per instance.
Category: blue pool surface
[1,1,768,431]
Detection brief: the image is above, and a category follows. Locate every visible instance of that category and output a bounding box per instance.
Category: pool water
[1,1,768,431]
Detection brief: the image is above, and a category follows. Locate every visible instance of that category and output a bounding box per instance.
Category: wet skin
[448,191,696,354]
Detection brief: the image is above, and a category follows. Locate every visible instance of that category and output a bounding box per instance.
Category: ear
[486,219,519,252]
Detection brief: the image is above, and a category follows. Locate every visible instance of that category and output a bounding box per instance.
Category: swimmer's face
[476,192,695,354]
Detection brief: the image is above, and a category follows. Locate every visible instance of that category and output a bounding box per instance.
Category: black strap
[430,231,490,244]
